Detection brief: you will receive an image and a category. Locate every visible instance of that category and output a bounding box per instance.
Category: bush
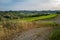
[49,29,60,40]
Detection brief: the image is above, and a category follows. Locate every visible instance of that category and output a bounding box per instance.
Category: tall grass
[0,21,59,40]
[0,21,23,40]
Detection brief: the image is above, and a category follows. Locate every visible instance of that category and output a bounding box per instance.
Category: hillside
[0,11,60,40]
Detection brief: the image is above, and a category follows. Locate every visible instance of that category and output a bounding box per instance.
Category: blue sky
[0,0,60,11]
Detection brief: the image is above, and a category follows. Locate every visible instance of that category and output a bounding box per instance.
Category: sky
[0,0,60,11]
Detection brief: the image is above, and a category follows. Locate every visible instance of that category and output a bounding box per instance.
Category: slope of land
[12,14,60,40]
[0,14,60,40]
[22,14,57,21]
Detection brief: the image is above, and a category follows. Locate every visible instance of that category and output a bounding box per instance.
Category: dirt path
[13,27,53,40]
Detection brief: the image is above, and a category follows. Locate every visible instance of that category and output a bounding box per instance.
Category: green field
[21,14,57,21]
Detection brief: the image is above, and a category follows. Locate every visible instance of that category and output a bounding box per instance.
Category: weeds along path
[13,27,53,40]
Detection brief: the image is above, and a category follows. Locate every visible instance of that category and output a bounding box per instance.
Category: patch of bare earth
[13,27,53,40]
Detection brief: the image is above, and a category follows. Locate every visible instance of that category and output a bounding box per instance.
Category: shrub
[49,29,60,40]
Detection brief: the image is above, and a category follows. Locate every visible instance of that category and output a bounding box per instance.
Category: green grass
[49,29,60,40]
[1,14,57,22]
[22,14,57,22]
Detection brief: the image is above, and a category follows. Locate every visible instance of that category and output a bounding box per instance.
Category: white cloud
[0,0,60,11]
[9,0,60,10]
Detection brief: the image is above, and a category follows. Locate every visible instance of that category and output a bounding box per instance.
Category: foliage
[0,11,57,21]
[49,29,60,40]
